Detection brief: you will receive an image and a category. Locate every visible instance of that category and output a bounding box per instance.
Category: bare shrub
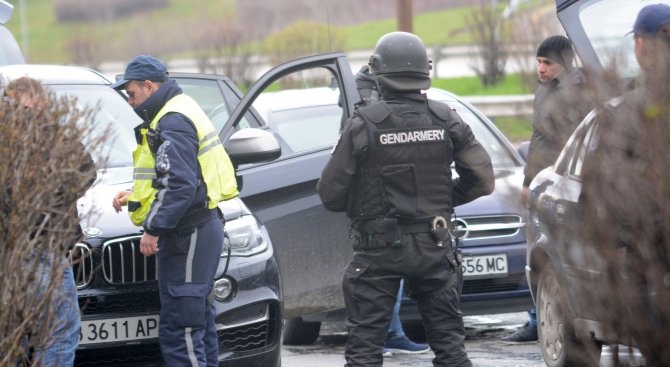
[119,17,191,64]
[54,0,168,23]
[191,16,262,90]
[263,21,346,89]
[506,3,564,91]
[235,0,479,40]
[564,26,670,366]
[467,3,507,86]
[264,21,346,65]
[65,28,106,70]
[0,88,103,365]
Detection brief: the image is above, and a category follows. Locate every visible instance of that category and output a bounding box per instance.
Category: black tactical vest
[347,99,455,222]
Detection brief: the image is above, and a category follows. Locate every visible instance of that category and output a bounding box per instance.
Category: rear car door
[174,53,361,318]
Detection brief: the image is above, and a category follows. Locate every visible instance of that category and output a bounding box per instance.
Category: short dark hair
[5,76,46,102]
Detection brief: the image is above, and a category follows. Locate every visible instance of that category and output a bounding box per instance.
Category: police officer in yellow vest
[111,55,237,366]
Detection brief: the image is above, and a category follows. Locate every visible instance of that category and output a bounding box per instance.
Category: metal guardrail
[463,94,534,118]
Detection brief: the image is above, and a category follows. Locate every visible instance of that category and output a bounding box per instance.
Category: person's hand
[113,191,131,213]
[140,232,159,256]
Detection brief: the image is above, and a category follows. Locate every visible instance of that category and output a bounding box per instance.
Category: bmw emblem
[83,227,103,238]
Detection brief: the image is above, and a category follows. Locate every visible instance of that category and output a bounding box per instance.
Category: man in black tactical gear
[317,32,494,367]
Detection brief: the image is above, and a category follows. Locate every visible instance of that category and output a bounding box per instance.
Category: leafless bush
[65,28,106,70]
[562,28,670,365]
[191,16,262,90]
[118,17,192,64]
[467,3,507,86]
[54,0,168,22]
[263,21,345,89]
[264,21,346,65]
[0,89,103,365]
[506,3,563,91]
[235,0,479,40]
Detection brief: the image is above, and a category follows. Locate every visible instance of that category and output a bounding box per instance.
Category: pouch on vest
[381,164,418,217]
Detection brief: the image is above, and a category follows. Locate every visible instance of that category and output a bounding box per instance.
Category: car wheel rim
[539,271,565,363]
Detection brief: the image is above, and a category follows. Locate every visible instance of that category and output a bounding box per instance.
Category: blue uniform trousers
[157,215,223,367]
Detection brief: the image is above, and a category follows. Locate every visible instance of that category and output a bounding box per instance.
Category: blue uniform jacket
[133,79,209,236]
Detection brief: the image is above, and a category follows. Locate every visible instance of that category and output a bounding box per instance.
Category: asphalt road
[282,312,545,367]
[281,312,646,367]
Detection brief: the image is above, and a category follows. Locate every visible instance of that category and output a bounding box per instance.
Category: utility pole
[397,0,413,33]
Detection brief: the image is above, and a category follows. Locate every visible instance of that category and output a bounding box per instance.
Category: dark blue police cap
[110,55,169,90]
[631,3,670,36]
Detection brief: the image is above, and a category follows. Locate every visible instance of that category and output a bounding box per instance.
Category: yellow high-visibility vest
[127,94,238,226]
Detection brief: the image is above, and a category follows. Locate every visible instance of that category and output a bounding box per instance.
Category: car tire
[537,266,602,367]
[282,317,321,345]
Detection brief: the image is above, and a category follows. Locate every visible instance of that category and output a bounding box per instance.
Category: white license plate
[80,315,159,345]
[462,254,508,279]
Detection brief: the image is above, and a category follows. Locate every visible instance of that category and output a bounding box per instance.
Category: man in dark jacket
[111,55,238,366]
[318,32,494,367]
[523,35,591,195]
[503,35,592,344]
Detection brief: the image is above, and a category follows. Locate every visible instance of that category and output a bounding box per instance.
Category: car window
[177,77,259,133]
[568,120,598,178]
[264,101,342,154]
[446,100,518,168]
[251,69,345,157]
[426,89,520,168]
[554,110,597,175]
[576,0,670,79]
[50,85,140,168]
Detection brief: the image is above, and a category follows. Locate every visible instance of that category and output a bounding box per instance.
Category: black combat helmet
[368,32,431,92]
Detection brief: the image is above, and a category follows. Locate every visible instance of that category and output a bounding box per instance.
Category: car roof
[0,64,111,85]
[255,87,341,112]
[256,86,460,112]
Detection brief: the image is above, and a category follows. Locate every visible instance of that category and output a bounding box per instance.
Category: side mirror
[226,128,281,167]
[517,141,530,162]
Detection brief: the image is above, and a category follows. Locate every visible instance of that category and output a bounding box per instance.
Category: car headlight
[222,215,268,257]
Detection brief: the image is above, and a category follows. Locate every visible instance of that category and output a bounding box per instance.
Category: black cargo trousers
[342,232,472,367]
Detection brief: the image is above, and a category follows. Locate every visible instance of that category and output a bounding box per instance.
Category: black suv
[0,64,284,366]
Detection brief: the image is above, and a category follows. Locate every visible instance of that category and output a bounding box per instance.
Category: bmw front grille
[102,235,157,285]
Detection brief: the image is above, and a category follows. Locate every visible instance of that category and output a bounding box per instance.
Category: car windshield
[427,91,519,169]
[258,87,518,169]
[50,84,140,168]
[575,0,670,79]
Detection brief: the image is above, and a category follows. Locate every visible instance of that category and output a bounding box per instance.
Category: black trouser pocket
[166,282,208,328]
[342,260,372,320]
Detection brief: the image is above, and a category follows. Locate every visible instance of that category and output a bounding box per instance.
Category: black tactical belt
[352,218,432,251]
[358,218,431,235]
